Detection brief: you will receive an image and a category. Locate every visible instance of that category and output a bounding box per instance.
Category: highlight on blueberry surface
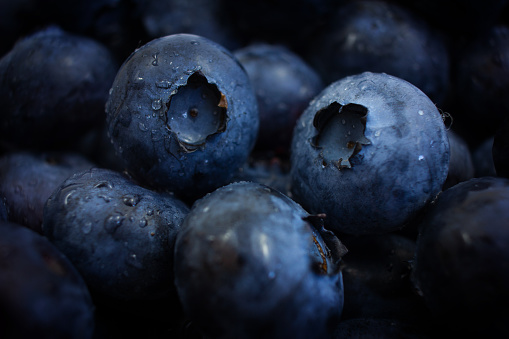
[106,33,259,200]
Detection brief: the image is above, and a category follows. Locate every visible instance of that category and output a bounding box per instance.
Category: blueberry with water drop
[106,33,259,200]
[174,181,347,339]
[0,151,94,233]
[290,72,450,235]
[42,167,190,303]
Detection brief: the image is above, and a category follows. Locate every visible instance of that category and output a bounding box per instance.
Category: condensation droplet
[418,110,424,116]
[139,122,148,131]
[375,130,381,137]
[139,218,148,228]
[156,80,171,89]
[418,155,425,161]
[122,194,140,207]
[105,214,124,233]
[82,221,92,234]
[152,99,162,110]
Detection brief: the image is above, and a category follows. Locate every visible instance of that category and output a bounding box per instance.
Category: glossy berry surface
[174,181,346,339]
[106,33,259,200]
[43,168,190,302]
[290,72,449,235]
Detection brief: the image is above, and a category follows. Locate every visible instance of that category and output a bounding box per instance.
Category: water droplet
[109,88,113,95]
[418,155,425,161]
[341,119,346,125]
[203,206,210,212]
[152,53,158,66]
[139,122,148,131]
[152,99,162,110]
[418,110,424,116]
[122,194,140,207]
[146,209,154,216]
[156,80,171,89]
[375,130,381,137]
[64,190,75,205]
[98,195,111,203]
[126,253,144,269]
[94,181,113,189]
[82,222,92,234]
[105,214,124,233]
[139,218,148,228]
[190,40,199,45]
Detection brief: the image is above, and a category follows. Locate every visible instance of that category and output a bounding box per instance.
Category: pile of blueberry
[1,0,509,338]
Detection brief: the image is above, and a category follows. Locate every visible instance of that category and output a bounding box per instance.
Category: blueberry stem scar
[311,102,370,169]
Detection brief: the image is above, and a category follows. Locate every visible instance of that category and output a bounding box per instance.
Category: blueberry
[472,136,497,177]
[137,0,241,51]
[0,221,95,339]
[340,233,430,327]
[106,33,259,200]
[0,151,94,233]
[0,26,118,151]
[443,129,474,190]
[42,168,190,302]
[233,43,324,155]
[174,181,347,339]
[411,176,509,337]
[290,72,450,235]
[308,0,450,106]
[451,25,509,145]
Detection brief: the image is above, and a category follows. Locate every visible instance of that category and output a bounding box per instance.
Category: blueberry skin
[0,26,118,150]
[0,151,94,233]
[106,33,259,200]
[174,181,346,339]
[43,168,190,301]
[443,129,474,190]
[233,43,324,154]
[0,221,95,339]
[308,0,450,106]
[290,72,450,235]
[411,177,509,337]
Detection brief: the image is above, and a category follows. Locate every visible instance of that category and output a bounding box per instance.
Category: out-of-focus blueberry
[42,168,189,302]
[136,0,241,51]
[106,33,259,200]
[0,151,94,233]
[0,26,118,151]
[0,221,95,339]
[451,25,509,145]
[174,181,347,339]
[443,129,474,190]
[472,136,497,177]
[290,72,450,235]
[340,234,430,327]
[411,176,509,337]
[308,0,450,106]
[234,43,324,155]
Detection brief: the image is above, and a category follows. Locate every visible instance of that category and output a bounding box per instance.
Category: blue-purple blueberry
[290,72,450,235]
